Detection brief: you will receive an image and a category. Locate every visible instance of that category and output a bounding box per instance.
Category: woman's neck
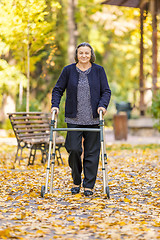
[76,62,92,71]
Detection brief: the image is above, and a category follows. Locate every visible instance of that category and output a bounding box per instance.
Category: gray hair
[74,42,96,63]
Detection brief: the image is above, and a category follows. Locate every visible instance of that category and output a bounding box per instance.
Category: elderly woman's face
[77,46,91,64]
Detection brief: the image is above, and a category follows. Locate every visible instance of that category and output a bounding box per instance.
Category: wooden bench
[8,112,65,165]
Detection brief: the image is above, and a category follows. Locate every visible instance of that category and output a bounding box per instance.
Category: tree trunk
[151,0,158,94]
[139,7,145,116]
[19,81,23,106]
[67,0,78,64]
[26,33,30,112]
[26,0,30,112]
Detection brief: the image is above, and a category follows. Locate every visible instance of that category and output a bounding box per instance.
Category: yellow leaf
[36,230,45,235]
[139,220,147,225]
[124,198,131,203]
[6,196,13,201]
[120,173,126,177]
[0,229,11,238]
[107,205,116,208]
[13,213,26,220]
[79,220,90,229]
[66,216,75,221]
[72,194,82,200]
[37,206,43,210]
[153,221,160,227]
[20,206,26,210]
[25,211,32,216]
[15,208,21,212]
[29,192,37,197]
[23,194,29,198]
[15,196,22,200]
[0,214,4,219]
[119,221,126,226]
[87,205,96,210]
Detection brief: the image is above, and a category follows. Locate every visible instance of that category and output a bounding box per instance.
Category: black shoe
[71,186,80,194]
[84,189,93,196]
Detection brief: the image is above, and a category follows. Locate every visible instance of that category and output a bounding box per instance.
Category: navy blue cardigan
[51,63,111,118]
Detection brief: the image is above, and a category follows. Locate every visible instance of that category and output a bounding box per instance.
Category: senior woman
[51,42,111,196]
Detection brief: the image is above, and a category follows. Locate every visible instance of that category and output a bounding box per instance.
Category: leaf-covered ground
[0,144,160,239]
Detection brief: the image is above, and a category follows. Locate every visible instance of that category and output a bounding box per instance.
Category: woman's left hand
[97,107,106,115]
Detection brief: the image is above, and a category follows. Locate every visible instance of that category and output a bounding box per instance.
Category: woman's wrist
[97,107,106,115]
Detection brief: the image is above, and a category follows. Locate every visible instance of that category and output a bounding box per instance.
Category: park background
[0,0,160,134]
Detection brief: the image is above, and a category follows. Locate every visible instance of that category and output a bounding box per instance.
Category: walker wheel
[41,185,45,198]
[106,186,110,199]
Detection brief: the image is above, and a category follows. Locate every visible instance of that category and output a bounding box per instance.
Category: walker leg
[41,140,52,197]
[50,116,57,193]
[106,186,110,199]
[41,110,57,198]
[99,110,110,198]
[103,126,110,198]
[104,153,110,198]
[101,141,107,194]
[41,185,45,198]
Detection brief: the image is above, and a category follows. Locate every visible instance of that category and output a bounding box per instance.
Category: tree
[67,0,78,63]
[76,1,157,111]
[0,59,27,121]
[0,0,60,111]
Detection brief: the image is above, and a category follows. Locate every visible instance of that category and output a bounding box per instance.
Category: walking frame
[41,109,110,198]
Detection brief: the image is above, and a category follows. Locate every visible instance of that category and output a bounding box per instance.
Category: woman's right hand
[51,107,59,115]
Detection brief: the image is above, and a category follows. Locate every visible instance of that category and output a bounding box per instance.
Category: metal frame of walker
[41,109,110,198]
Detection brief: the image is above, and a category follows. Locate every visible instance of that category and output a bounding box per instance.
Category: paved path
[105,129,160,145]
[0,130,159,146]
[0,137,17,145]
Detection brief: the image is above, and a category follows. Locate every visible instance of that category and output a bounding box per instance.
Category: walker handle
[51,109,57,121]
[99,109,103,121]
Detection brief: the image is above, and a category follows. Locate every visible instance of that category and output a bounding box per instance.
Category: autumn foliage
[0,144,159,239]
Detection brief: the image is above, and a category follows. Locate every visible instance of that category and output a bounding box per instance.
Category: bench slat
[14,124,50,129]
[21,135,49,140]
[12,120,50,125]
[16,128,50,133]
[18,132,50,138]
[11,116,50,120]
[8,112,48,115]
[23,138,64,145]
[23,138,49,144]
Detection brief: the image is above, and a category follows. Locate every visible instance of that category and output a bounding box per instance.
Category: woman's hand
[51,107,59,115]
[97,107,106,115]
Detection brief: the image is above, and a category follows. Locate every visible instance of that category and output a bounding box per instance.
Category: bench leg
[41,150,47,164]
[55,145,64,165]
[40,143,48,164]
[28,146,36,165]
[15,145,23,165]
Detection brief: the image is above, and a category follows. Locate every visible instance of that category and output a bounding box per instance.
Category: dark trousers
[65,123,100,189]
